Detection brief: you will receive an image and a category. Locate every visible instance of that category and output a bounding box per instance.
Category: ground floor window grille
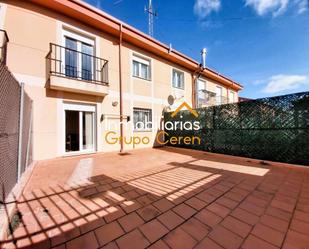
[133,108,152,131]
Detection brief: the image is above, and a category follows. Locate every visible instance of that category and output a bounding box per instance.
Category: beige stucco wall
[2,1,239,160]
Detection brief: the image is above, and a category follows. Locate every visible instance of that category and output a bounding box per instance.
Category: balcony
[0,29,9,65]
[215,95,229,105]
[47,43,109,96]
[198,90,229,107]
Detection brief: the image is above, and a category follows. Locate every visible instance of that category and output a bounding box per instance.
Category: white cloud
[245,0,289,16]
[245,0,309,16]
[295,0,308,13]
[262,74,308,93]
[194,0,221,19]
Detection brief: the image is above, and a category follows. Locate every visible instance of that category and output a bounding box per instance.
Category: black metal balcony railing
[47,43,109,85]
[0,30,9,65]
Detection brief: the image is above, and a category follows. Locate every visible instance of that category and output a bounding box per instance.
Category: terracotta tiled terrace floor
[1,147,309,249]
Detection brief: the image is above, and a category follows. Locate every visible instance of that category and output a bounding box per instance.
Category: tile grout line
[236,168,298,249]
[279,170,305,247]
[142,174,246,248]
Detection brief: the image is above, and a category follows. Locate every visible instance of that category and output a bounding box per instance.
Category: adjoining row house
[0,0,243,161]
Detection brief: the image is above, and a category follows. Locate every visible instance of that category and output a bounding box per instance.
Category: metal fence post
[17,82,24,182]
[25,100,33,168]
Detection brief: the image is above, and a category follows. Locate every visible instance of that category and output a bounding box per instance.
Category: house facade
[0,0,242,161]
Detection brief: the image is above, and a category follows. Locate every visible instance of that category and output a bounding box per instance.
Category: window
[216,86,222,105]
[63,102,96,154]
[172,69,184,89]
[63,30,94,81]
[132,55,151,80]
[197,79,207,107]
[133,108,152,131]
[229,91,235,103]
[65,37,78,78]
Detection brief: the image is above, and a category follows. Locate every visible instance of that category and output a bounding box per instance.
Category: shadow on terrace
[0,147,307,249]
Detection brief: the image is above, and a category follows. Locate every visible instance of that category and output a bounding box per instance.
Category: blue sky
[85,0,309,99]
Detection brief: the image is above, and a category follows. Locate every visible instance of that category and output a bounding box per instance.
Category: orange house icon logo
[171,102,198,118]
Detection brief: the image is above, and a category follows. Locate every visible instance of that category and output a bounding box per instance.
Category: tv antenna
[145,0,157,37]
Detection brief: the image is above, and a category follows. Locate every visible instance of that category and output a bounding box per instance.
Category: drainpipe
[191,68,201,109]
[191,73,195,108]
[119,24,124,153]
[192,48,207,109]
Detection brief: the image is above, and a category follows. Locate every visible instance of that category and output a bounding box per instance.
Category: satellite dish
[167,95,175,105]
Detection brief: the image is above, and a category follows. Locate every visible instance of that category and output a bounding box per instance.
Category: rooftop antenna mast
[145,0,157,37]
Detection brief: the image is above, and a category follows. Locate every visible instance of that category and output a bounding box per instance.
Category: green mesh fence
[164,92,309,166]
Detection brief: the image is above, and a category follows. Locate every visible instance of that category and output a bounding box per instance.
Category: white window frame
[0,4,7,29]
[229,91,235,103]
[132,54,151,80]
[133,108,152,132]
[62,102,97,155]
[61,29,95,80]
[197,78,207,107]
[172,69,185,89]
[216,86,223,105]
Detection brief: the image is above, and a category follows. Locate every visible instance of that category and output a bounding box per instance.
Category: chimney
[201,48,207,69]
[168,43,172,53]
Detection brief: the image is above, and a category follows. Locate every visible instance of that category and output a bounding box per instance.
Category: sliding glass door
[82,112,94,150]
[65,37,78,78]
[65,110,80,152]
[81,43,94,81]
[64,103,96,154]
[63,30,94,81]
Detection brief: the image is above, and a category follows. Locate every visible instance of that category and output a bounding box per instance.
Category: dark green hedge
[164,92,309,166]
